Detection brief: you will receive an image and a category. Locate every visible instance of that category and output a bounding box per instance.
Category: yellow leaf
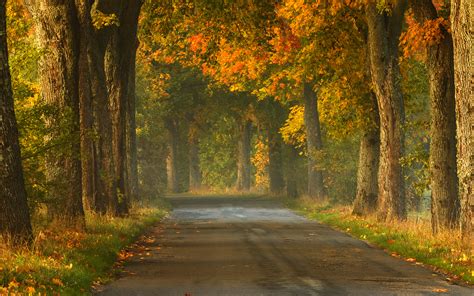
[432,288,448,293]
[8,280,19,289]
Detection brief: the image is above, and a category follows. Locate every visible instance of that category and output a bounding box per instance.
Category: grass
[0,200,169,295]
[286,197,474,285]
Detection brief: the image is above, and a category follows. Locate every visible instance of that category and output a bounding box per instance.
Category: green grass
[286,198,473,285]
[0,200,169,295]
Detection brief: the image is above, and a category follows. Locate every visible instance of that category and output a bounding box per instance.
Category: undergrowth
[287,197,473,285]
[0,200,169,295]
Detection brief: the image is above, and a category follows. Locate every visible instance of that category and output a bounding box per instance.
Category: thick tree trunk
[366,1,407,221]
[75,0,116,215]
[285,144,299,198]
[127,48,139,202]
[353,95,380,216]
[76,0,96,211]
[451,0,473,239]
[0,1,33,246]
[412,0,460,233]
[268,128,284,195]
[166,119,180,193]
[188,135,202,191]
[99,0,142,215]
[236,120,252,191]
[303,82,325,200]
[27,0,85,229]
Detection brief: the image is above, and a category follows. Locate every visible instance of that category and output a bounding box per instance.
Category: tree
[0,0,33,246]
[353,93,380,216]
[304,82,325,200]
[366,0,407,221]
[408,0,459,233]
[236,120,252,191]
[451,0,473,239]
[26,0,85,229]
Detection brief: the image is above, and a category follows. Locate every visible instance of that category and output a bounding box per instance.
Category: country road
[96,195,472,296]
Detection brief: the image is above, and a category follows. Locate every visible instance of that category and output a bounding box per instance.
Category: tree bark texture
[76,0,96,212]
[98,0,142,214]
[285,144,299,198]
[366,1,407,221]
[0,0,33,246]
[268,128,284,195]
[236,120,252,191]
[411,0,460,233]
[188,134,202,191]
[127,45,139,202]
[451,0,473,239]
[166,119,180,193]
[26,0,85,229]
[303,82,325,200]
[353,94,380,216]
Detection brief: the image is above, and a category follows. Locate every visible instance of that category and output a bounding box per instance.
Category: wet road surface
[96,195,472,295]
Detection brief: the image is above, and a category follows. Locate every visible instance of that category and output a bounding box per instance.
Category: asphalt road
[96,195,472,296]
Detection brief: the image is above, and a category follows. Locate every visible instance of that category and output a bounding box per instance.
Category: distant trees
[1,0,473,248]
[0,0,33,245]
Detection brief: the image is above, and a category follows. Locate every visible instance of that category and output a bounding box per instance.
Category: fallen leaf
[432,288,448,293]
[406,258,416,262]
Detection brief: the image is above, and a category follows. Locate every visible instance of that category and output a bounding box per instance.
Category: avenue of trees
[0,0,472,247]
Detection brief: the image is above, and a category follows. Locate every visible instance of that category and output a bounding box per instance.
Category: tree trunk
[236,120,252,191]
[303,82,325,200]
[411,0,460,233]
[0,0,33,246]
[366,1,407,221]
[76,0,96,211]
[353,94,380,216]
[127,47,139,202]
[75,0,116,215]
[268,128,284,195]
[188,135,202,191]
[166,119,180,193]
[451,0,473,239]
[26,0,85,229]
[99,0,142,215]
[285,144,299,198]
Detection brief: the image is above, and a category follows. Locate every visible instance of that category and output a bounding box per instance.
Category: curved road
[96,195,472,296]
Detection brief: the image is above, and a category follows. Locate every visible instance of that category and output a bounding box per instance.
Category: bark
[236,120,252,191]
[188,134,202,191]
[411,0,460,233]
[26,0,85,229]
[451,0,473,239]
[285,144,299,198]
[75,0,117,215]
[127,46,139,202]
[166,119,180,193]
[353,94,380,216]
[99,0,142,214]
[76,0,96,211]
[268,128,284,195]
[303,82,325,200]
[0,0,33,246]
[366,1,407,221]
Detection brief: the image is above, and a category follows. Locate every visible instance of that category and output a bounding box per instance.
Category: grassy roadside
[0,200,169,295]
[285,198,473,285]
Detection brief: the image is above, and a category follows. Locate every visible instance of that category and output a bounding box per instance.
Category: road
[96,195,472,296]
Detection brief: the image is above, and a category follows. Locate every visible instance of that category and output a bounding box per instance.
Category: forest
[0,0,472,294]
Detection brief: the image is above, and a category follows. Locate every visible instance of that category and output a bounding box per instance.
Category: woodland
[0,0,472,293]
